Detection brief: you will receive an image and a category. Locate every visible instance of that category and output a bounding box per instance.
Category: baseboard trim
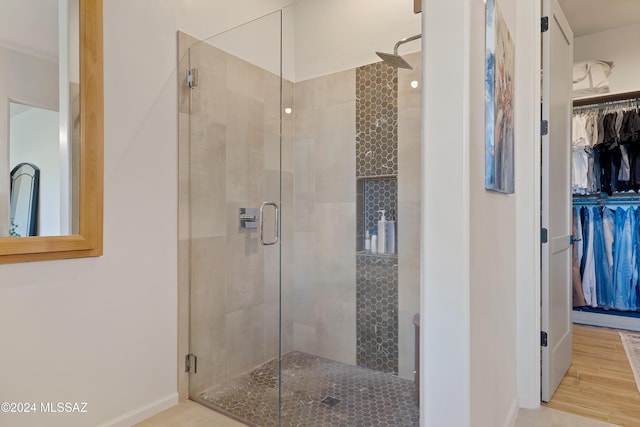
[504,397,519,427]
[573,310,640,332]
[97,393,178,427]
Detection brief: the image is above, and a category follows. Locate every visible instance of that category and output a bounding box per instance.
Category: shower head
[375,51,414,69]
[376,34,422,70]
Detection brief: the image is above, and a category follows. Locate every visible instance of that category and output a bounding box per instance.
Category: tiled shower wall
[356,254,399,373]
[354,52,422,378]
[397,51,422,381]
[293,70,357,365]
[355,62,398,177]
[355,61,400,374]
[178,35,294,396]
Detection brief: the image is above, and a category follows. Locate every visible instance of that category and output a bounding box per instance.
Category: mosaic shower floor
[196,351,419,427]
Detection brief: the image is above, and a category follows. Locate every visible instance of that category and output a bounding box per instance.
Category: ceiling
[0,0,59,60]
[558,0,640,38]
[1,1,638,60]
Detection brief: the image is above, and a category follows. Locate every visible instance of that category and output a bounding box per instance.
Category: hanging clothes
[572,103,640,196]
[612,207,636,310]
[617,110,631,182]
[623,110,640,190]
[575,205,640,312]
[593,207,613,308]
[572,115,590,194]
[581,207,597,307]
[572,207,586,307]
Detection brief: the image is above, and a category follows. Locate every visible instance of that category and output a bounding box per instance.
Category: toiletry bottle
[365,229,371,251]
[385,220,396,254]
[371,227,378,253]
[377,210,387,254]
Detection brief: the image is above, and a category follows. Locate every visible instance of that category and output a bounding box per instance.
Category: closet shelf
[573,90,640,107]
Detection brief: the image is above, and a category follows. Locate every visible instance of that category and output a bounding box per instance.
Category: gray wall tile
[397,51,422,379]
[356,254,399,373]
[356,62,398,177]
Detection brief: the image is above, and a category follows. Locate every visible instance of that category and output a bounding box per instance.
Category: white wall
[290,0,421,81]
[422,0,539,425]
[515,0,542,411]
[421,0,471,424]
[574,24,640,96]
[10,106,61,236]
[468,0,520,423]
[200,0,422,83]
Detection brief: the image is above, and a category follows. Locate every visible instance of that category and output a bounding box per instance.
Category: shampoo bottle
[377,210,387,254]
[385,220,396,254]
[371,228,378,253]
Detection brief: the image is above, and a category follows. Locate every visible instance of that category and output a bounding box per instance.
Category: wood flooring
[135,400,614,427]
[544,324,640,426]
[134,400,246,427]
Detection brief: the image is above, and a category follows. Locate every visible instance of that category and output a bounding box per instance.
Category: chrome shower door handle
[259,201,279,246]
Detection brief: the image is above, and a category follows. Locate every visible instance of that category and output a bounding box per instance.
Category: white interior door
[541,0,573,403]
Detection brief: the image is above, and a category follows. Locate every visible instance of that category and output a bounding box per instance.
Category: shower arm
[393,34,422,55]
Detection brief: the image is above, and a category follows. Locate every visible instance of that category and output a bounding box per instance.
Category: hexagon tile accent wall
[355,61,399,375]
[356,62,398,177]
[356,254,399,373]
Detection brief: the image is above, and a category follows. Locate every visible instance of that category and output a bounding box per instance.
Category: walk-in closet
[572,92,640,330]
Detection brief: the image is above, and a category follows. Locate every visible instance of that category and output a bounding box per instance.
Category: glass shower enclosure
[179,2,422,425]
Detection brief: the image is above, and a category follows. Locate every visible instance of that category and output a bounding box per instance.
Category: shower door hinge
[541,16,549,33]
[541,120,549,136]
[541,331,548,347]
[186,68,198,88]
[185,353,197,373]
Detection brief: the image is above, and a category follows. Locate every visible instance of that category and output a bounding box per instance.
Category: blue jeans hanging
[613,207,636,310]
[593,207,613,308]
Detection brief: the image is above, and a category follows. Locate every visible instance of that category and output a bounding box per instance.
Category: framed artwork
[485,0,515,193]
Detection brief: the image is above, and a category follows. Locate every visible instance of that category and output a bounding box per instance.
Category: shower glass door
[186,11,285,426]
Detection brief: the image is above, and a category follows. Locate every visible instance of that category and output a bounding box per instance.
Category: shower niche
[357,177,398,254]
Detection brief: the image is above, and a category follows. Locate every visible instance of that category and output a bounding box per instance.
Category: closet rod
[573,98,639,113]
[573,90,640,107]
[573,195,640,206]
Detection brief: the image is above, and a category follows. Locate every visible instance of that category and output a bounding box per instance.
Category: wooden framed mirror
[0,0,103,263]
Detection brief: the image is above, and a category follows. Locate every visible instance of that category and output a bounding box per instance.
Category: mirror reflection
[10,162,39,237]
[0,0,80,237]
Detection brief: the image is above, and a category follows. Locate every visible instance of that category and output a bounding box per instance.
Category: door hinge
[186,68,198,88]
[541,228,548,244]
[541,331,548,347]
[541,16,549,33]
[185,353,197,373]
[541,120,549,136]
